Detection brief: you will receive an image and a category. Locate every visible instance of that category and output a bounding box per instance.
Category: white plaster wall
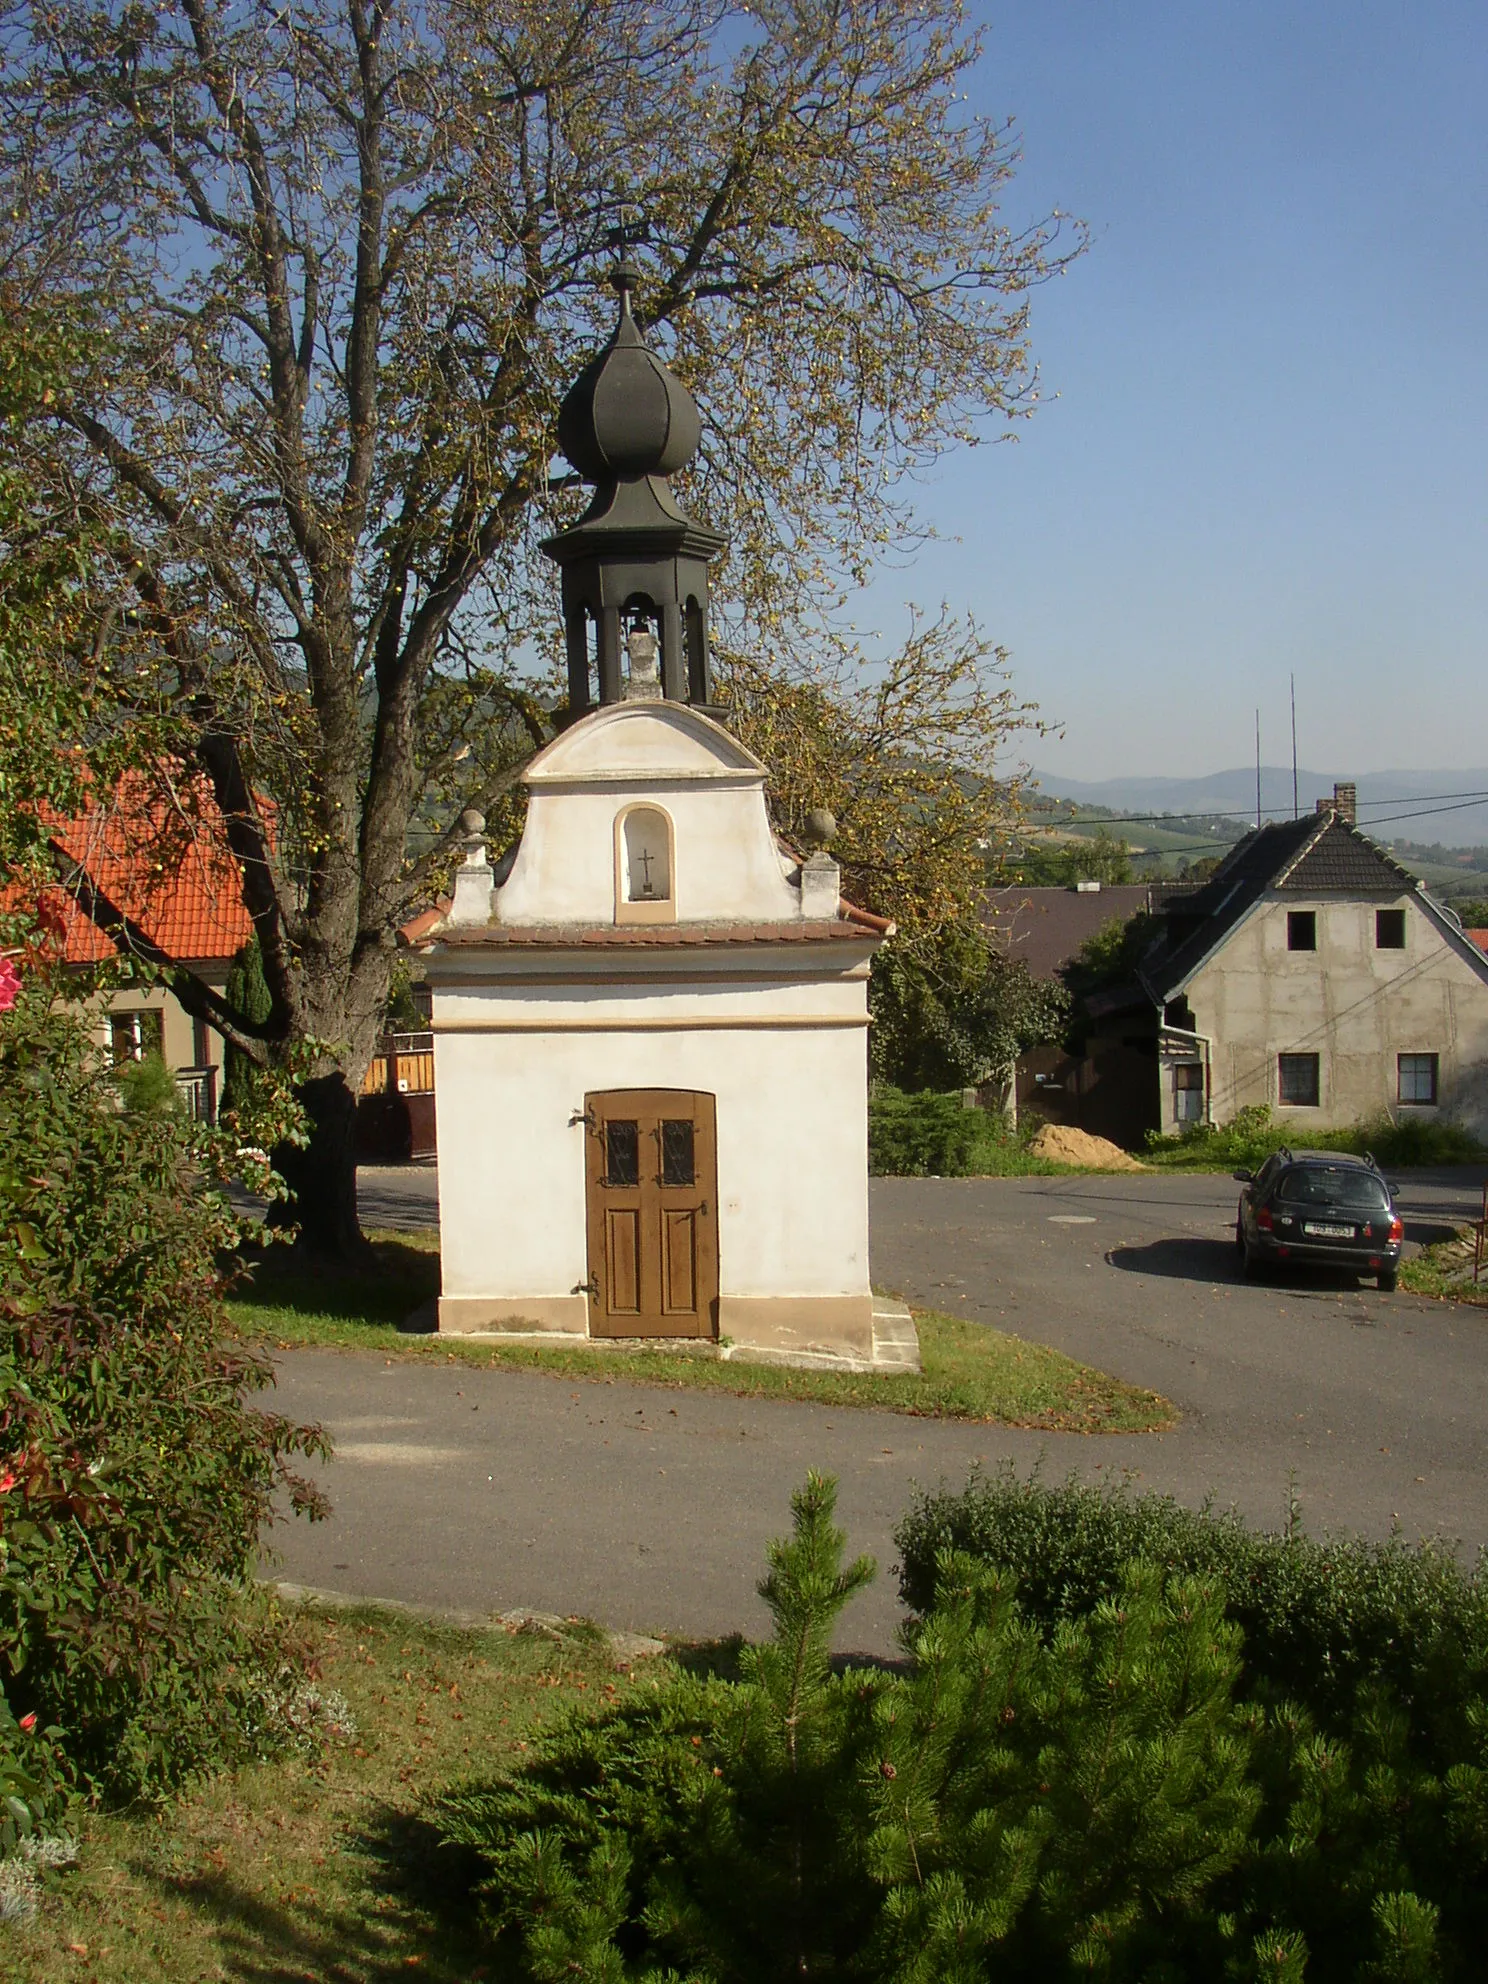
[496,777,801,925]
[1184,895,1488,1136]
[434,982,871,1306]
[490,701,804,927]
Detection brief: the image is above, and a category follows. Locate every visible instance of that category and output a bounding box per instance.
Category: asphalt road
[264,1165,1488,1657]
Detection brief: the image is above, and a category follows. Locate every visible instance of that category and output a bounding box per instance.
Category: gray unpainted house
[1064,787,1488,1145]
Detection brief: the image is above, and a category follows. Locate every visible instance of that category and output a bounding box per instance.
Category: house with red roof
[17,774,255,1121]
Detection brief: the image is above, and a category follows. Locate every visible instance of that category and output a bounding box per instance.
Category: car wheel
[1242,1243,1264,1282]
[1234,1219,1246,1257]
[1378,1268,1398,1293]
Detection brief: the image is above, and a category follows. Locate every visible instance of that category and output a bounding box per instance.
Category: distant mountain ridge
[1030,768,1488,846]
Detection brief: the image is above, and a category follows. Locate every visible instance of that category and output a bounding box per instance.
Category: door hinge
[573,1274,600,1299]
[570,1108,597,1129]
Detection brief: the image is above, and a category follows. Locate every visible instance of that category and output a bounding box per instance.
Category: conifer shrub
[0,986,329,1809]
[436,1474,1472,1981]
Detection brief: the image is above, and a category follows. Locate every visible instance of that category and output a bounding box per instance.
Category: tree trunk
[268,1071,366,1260]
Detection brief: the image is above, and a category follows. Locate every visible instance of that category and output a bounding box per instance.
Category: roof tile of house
[1143,812,1431,997]
[8,774,256,965]
[984,884,1155,982]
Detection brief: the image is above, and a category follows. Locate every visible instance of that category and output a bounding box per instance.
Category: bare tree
[0,0,1079,1251]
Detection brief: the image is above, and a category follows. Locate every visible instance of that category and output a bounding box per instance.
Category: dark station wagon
[1234,1150,1404,1290]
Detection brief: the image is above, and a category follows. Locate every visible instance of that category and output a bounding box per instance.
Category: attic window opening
[1286,911,1316,952]
[1376,909,1406,949]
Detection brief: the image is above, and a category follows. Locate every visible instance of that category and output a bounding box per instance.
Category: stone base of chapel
[438,1294,589,1335]
[434,1289,906,1372]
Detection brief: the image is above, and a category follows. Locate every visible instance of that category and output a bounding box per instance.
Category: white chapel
[415,257,916,1373]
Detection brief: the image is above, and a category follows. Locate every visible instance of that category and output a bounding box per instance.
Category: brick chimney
[1315,781,1357,823]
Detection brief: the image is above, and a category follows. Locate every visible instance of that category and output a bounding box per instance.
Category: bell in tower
[542,257,727,715]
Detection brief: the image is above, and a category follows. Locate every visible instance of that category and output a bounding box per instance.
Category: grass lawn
[2,1599,647,1982]
[227,1232,1175,1434]
[1399,1225,1488,1307]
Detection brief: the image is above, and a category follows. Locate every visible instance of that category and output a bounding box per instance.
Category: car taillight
[1256,1206,1273,1231]
[1387,1216,1403,1243]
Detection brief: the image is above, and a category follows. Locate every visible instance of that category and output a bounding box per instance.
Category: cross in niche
[635,845,656,896]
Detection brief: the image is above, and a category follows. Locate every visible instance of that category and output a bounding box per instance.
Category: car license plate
[1303,1222,1354,1238]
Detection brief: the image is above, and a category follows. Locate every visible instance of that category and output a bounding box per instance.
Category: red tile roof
[430,919,878,949]
[1468,929,1488,956]
[11,773,256,965]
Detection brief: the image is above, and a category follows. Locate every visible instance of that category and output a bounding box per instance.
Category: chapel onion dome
[556,257,701,483]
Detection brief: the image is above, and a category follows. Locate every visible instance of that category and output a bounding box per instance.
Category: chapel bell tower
[542,256,727,715]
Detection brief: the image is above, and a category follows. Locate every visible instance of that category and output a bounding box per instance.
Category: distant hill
[1030,767,1488,846]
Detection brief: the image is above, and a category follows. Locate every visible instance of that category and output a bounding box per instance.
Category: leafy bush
[1145,1102,1486,1172]
[437,1473,1487,1980]
[869,1085,1060,1177]
[114,1047,182,1116]
[439,1475,1278,1981]
[896,1469,1488,1978]
[896,1468,1488,1735]
[0,988,329,1805]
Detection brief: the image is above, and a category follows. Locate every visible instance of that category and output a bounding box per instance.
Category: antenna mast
[1255,709,1262,829]
[1291,674,1299,819]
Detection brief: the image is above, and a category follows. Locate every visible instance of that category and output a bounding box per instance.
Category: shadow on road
[1107,1238,1380,1293]
[1106,1237,1240,1282]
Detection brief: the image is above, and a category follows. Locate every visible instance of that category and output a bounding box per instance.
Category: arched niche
[614,804,676,924]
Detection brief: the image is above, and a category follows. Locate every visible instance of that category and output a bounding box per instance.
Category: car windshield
[1277,1168,1389,1212]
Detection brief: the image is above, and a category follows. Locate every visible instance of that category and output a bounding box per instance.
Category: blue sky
[870,1,1488,787]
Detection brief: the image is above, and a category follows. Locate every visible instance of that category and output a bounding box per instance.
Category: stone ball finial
[556,269,702,484]
[803,807,837,850]
[458,807,486,838]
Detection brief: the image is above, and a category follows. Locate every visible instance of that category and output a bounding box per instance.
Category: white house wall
[1183,895,1488,1136]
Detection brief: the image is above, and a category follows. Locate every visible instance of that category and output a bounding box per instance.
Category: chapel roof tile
[427,918,876,949]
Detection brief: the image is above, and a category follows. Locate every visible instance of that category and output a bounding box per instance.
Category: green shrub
[436,1473,1488,1980]
[0,989,329,1804]
[439,1475,1275,1981]
[114,1047,182,1116]
[896,1469,1488,1978]
[869,1085,1059,1177]
[1145,1102,1486,1172]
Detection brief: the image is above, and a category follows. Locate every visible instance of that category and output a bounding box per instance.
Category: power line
[1027,791,1488,830]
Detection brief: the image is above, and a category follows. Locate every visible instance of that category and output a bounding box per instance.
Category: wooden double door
[584,1089,718,1338]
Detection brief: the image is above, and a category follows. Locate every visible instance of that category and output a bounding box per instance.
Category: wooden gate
[584,1089,718,1338]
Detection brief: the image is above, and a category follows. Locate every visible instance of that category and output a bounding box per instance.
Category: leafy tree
[871,925,1068,1094]
[0,0,1079,1251]
[1058,909,1155,1045]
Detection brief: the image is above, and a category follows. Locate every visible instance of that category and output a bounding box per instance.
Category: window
[1286,911,1316,952]
[604,1120,640,1186]
[1277,1167,1388,1213]
[1376,909,1406,949]
[109,1009,163,1064]
[1278,1053,1320,1107]
[661,1119,695,1186]
[1173,1063,1204,1124]
[1398,1053,1438,1106]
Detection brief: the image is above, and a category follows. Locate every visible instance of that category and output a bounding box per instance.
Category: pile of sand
[1029,1124,1147,1171]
